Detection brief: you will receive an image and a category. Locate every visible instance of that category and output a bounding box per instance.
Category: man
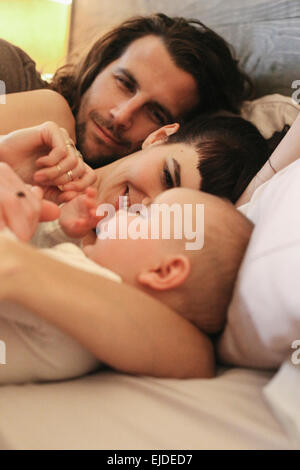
[0,14,253,167]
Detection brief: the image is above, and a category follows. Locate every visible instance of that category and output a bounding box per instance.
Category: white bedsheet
[0,367,295,450]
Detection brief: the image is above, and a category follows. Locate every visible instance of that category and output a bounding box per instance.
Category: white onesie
[0,226,121,384]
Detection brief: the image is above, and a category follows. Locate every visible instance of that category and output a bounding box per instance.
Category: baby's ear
[142,123,180,150]
[137,255,190,291]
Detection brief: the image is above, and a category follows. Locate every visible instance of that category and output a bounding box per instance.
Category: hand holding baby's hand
[59,187,101,238]
[0,121,97,205]
[33,123,97,203]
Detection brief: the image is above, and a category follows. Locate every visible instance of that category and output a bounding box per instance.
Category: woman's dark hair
[168,115,270,203]
[50,13,254,117]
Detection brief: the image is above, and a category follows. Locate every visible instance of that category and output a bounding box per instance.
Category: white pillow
[217,159,300,369]
[237,94,300,206]
[241,93,300,139]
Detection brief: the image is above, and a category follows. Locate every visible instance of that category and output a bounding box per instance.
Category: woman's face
[95,142,201,209]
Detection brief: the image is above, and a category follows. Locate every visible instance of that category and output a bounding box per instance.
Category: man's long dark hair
[50,13,254,118]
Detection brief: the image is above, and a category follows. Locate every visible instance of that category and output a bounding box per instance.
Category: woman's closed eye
[161,164,174,190]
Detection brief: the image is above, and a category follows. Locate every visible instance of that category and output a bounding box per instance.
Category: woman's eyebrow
[117,67,174,122]
[172,158,181,187]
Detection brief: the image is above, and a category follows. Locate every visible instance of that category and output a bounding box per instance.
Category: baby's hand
[59,187,101,238]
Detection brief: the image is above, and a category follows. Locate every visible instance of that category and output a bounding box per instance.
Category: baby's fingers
[83,192,98,210]
[57,190,80,204]
[89,208,106,225]
[85,187,97,198]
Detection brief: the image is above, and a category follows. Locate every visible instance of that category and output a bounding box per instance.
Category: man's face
[76,35,199,166]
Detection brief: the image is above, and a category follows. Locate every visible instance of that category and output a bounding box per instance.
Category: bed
[0,368,295,450]
[0,0,299,450]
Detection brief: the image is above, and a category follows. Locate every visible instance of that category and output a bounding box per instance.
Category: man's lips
[92,120,122,147]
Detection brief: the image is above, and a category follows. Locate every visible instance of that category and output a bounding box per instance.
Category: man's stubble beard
[75,117,143,168]
[75,119,110,169]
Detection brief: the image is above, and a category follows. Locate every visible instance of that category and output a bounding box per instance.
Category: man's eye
[116,76,134,92]
[150,108,166,125]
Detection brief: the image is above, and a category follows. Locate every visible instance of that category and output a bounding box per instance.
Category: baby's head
[84,188,253,334]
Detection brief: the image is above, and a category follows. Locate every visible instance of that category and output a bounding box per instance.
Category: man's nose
[110,96,144,131]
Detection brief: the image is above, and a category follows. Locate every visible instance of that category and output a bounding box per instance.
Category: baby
[83,187,252,335]
[0,186,252,384]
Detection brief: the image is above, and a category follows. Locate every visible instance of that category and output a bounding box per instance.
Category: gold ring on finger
[66,140,76,149]
[76,150,84,161]
[67,170,73,182]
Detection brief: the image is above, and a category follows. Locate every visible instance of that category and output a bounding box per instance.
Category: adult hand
[0,162,59,242]
[33,125,97,201]
[0,235,38,304]
[0,121,97,203]
[0,235,26,302]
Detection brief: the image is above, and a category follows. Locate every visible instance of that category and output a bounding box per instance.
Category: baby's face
[83,188,202,285]
[83,202,165,285]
